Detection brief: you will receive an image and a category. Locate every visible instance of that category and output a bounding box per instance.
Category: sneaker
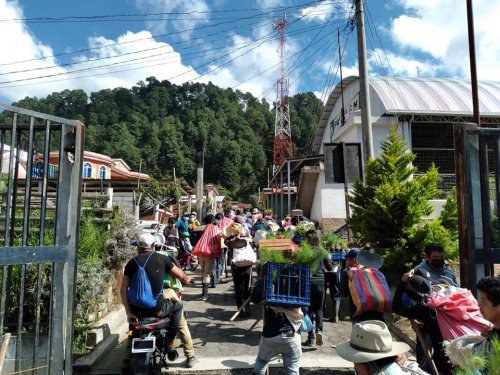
[303,337,315,347]
[316,331,323,346]
[186,356,197,368]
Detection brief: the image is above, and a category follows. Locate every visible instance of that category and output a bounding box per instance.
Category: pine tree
[348,126,439,252]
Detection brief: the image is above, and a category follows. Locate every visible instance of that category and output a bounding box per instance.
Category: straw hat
[336,320,410,363]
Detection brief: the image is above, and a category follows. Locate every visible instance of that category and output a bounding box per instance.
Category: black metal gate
[455,124,500,290]
[0,104,84,374]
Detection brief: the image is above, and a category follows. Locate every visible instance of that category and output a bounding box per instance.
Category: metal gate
[0,104,84,374]
[455,124,500,290]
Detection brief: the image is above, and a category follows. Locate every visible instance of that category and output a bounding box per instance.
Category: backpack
[348,267,392,316]
[230,238,256,267]
[127,252,162,309]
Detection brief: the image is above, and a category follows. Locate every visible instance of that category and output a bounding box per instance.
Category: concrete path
[87,266,359,374]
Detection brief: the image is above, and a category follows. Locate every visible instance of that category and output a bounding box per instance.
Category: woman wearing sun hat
[336,320,429,374]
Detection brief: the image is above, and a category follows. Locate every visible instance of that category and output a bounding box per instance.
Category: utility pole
[355,0,374,164]
[466,0,480,127]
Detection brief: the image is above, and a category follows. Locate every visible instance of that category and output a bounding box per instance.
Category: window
[99,165,106,180]
[83,162,92,178]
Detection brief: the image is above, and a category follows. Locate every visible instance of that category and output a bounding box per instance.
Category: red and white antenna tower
[272,15,292,174]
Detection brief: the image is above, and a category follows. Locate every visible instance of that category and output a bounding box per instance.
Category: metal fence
[0,104,84,374]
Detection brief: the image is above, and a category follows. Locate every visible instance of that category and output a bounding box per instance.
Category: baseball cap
[346,248,360,259]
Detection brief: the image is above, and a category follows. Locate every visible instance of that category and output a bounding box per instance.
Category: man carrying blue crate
[251,268,305,375]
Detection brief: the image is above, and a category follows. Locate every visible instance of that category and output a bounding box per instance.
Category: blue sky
[0,0,497,105]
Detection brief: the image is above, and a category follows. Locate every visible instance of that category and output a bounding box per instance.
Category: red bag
[426,288,492,341]
[192,224,221,258]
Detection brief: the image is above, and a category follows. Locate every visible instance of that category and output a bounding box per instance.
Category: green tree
[348,127,440,271]
[439,187,458,240]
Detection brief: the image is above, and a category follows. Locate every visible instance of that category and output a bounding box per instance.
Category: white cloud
[256,0,283,8]
[368,48,440,78]
[0,0,199,102]
[133,0,210,40]
[0,1,299,104]
[389,0,500,80]
[301,1,354,23]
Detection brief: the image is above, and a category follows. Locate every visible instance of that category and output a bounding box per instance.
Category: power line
[0,1,334,67]
[0,1,331,22]
[0,17,347,88]
[0,19,341,77]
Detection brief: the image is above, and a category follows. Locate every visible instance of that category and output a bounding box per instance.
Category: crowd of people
[121,209,500,375]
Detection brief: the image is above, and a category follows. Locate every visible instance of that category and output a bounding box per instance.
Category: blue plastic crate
[331,251,346,261]
[263,262,311,306]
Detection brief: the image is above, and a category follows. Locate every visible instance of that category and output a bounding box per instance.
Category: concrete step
[73,334,119,373]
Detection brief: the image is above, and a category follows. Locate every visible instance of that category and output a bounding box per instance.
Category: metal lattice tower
[272,15,292,174]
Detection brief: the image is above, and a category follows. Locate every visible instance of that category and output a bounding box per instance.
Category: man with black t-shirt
[120,233,191,339]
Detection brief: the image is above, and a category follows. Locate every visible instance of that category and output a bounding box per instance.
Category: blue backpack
[127,252,162,309]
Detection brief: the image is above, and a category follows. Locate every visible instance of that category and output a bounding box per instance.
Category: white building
[300,75,500,228]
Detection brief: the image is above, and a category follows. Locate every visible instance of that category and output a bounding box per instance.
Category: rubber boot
[333,300,340,323]
[199,283,206,298]
[201,283,209,301]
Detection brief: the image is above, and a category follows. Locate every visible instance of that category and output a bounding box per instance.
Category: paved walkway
[89,267,358,374]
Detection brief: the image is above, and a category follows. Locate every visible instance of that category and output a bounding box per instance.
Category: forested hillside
[9,77,323,198]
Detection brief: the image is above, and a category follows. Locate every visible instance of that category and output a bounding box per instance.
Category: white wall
[310,163,348,220]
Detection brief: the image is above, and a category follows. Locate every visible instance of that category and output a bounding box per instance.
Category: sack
[300,314,314,332]
[127,252,162,309]
[192,224,221,257]
[231,238,256,267]
[348,268,392,316]
[426,287,492,341]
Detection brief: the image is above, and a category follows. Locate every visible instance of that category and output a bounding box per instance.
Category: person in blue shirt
[414,243,457,286]
[175,212,194,269]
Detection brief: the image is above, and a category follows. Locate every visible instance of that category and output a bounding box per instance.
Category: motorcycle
[129,316,179,375]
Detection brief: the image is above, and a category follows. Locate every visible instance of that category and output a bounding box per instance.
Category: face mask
[430,259,445,269]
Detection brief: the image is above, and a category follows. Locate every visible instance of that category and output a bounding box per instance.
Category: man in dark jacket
[303,230,332,347]
[392,270,453,375]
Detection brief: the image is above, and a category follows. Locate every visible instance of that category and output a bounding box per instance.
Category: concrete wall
[112,191,135,215]
[3,335,49,375]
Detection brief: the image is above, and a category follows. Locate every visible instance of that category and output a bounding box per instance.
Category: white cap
[136,233,155,248]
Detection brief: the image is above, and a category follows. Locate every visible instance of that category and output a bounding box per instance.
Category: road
[87,266,359,374]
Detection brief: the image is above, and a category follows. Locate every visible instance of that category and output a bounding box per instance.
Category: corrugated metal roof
[370,76,500,115]
[311,76,500,154]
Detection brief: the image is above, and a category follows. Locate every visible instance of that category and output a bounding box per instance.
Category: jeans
[253,333,301,375]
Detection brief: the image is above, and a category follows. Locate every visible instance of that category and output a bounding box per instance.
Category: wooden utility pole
[355,0,374,164]
[466,0,480,127]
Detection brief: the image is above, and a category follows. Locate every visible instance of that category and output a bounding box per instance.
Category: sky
[0,0,498,105]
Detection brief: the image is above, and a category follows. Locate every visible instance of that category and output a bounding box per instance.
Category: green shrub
[439,187,458,240]
[320,231,348,250]
[257,241,329,273]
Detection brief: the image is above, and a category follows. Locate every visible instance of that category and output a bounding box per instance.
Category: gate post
[454,123,479,290]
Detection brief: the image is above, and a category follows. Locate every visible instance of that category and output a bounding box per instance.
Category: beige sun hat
[336,320,410,363]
